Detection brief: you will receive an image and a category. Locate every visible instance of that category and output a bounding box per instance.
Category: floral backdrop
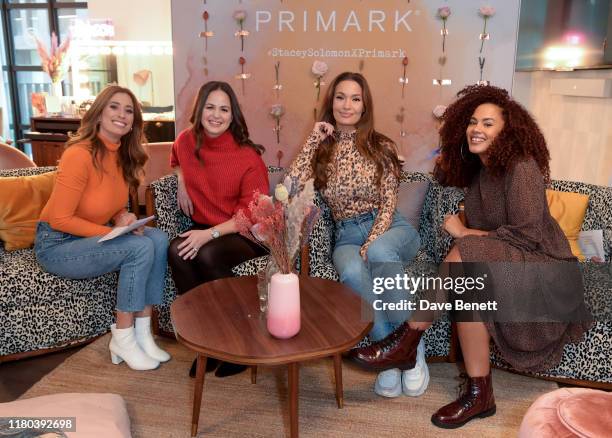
[171,0,520,171]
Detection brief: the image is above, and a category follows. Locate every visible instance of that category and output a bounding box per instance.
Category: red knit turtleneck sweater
[170,129,269,225]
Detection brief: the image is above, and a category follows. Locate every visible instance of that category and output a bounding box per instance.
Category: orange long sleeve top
[39,136,129,237]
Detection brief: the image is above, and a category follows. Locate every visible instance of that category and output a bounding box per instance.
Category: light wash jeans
[34,221,168,312]
[332,210,420,341]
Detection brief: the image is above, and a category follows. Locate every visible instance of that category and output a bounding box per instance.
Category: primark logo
[255,9,419,32]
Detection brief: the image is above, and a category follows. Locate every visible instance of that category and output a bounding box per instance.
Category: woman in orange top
[35,85,170,371]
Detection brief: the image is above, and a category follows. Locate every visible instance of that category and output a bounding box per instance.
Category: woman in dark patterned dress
[351,84,591,428]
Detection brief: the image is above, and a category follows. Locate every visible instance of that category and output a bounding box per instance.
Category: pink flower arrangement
[235,178,319,274]
[33,31,71,83]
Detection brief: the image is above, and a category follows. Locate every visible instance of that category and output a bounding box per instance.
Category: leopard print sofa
[151,170,611,386]
[233,174,612,387]
[490,179,612,386]
[0,167,118,359]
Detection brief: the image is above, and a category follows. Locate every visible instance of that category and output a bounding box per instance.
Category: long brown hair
[66,85,147,190]
[434,84,550,187]
[189,81,264,163]
[312,72,401,190]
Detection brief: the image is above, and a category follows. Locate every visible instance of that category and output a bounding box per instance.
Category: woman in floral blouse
[288,72,425,398]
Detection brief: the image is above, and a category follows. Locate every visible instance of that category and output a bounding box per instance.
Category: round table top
[170,276,372,365]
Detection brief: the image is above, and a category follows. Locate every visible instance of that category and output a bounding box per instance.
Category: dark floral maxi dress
[455,157,592,373]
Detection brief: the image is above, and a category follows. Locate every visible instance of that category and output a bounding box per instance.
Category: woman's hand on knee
[443,214,466,239]
[359,243,370,261]
[177,229,212,260]
[409,321,432,331]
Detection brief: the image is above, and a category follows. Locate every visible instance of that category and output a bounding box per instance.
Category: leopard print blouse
[288,129,398,249]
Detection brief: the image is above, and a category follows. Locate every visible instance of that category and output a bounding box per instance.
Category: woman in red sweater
[168,81,269,377]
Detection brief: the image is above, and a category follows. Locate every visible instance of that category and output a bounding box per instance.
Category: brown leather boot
[431,372,496,429]
[347,322,423,371]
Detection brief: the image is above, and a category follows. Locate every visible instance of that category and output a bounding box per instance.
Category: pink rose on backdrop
[479,6,496,17]
[311,60,329,77]
[433,105,447,119]
[311,60,329,102]
[437,6,451,19]
[233,10,247,22]
[436,6,451,53]
[270,104,284,118]
[234,10,248,51]
[270,104,285,143]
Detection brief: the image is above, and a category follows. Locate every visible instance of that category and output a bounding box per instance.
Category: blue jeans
[332,210,420,341]
[34,222,168,312]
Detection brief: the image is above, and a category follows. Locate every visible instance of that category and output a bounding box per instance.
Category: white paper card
[578,229,605,261]
[45,95,61,113]
[98,215,155,243]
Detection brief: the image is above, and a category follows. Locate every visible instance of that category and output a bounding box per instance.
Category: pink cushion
[558,391,612,437]
[519,388,612,438]
[0,393,131,437]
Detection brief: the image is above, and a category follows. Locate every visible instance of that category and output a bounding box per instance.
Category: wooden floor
[0,346,84,402]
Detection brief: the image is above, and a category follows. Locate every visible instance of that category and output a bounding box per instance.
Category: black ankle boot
[347,322,423,371]
[214,362,247,378]
[189,357,219,378]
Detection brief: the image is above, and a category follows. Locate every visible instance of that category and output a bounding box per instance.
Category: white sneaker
[402,338,429,397]
[374,368,402,398]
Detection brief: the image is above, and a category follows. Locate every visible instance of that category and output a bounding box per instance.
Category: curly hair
[66,85,147,191]
[434,84,550,187]
[312,72,400,190]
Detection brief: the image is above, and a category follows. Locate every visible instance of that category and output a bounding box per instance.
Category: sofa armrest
[0,166,56,178]
[307,192,335,269]
[419,181,465,263]
[232,255,270,277]
[149,174,193,240]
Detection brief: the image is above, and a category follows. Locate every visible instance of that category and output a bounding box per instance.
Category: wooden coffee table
[171,275,372,437]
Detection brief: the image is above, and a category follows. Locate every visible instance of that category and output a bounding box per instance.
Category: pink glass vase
[266,272,301,339]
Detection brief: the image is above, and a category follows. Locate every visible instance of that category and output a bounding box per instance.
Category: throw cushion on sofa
[0,170,56,250]
[546,189,589,260]
[397,180,430,231]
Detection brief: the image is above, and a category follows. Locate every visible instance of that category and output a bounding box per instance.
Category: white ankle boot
[134,316,171,363]
[109,324,160,370]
